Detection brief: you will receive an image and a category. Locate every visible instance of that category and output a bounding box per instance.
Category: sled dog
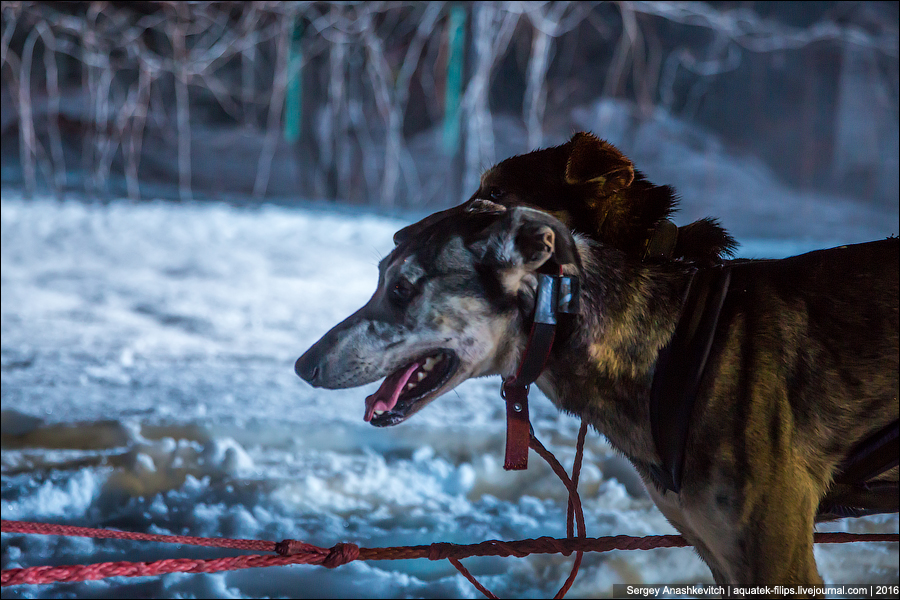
[296,132,898,590]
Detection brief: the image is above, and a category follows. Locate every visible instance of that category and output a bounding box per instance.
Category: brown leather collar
[503,267,579,470]
[503,219,678,472]
[644,219,678,261]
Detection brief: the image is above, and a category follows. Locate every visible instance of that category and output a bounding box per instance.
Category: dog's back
[703,238,898,484]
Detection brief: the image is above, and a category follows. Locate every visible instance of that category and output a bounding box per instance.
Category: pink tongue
[364,362,420,422]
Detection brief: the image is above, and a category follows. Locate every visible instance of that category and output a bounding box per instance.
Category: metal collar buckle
[533,273,580,326]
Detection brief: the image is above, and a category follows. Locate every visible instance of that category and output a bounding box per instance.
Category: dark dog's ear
[465,199,508,215]
[481,207,578,279]
[393,205,461,246]
[562,132,677,256]
[565,132,634,193]
[393,200,506,246]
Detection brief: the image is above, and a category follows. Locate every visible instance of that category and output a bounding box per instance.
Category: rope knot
[322,542,360,569]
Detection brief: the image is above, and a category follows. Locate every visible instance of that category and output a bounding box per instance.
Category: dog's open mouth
[364,350,459,427]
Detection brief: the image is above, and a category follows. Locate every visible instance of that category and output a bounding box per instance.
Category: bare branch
[462,3,519,193]
[253,9,292,199]
[168,2,192,201]
[35,20,66,197]
[631,1,899,58]
[18,28,38,198]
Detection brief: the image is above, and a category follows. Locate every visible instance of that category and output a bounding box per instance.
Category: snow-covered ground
[1,191,897,599]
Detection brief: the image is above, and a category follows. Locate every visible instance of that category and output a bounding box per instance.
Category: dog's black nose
[294,348,322,385]
[294,343,325,387]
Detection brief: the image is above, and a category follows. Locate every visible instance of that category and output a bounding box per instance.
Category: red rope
[0,520,276,552]
[528,424,587,599]
[2,520,896,587]
[449,558,499,600]
[2,422,898,593]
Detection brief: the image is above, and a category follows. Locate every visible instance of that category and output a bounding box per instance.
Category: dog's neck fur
[535,236,690,464]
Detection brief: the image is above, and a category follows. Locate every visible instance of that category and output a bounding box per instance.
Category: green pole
[443,4,466,155]
[284,18,303,144]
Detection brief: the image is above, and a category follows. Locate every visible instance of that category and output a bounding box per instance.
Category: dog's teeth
[374,410,385,416]
[406,382,415,390]
[423,356,438,371]
[416,371,426,381]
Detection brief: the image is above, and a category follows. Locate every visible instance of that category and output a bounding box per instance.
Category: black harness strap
[649,265,732,493]
[834,420,899,485]
[816,420,898,519]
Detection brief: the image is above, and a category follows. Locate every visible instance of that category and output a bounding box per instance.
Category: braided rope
[2,420,898,593]
[4,523,896,588]
[0,520,276,552]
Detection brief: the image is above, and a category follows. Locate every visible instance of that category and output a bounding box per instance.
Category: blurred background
[2,2,898,599]
[2,1,897,218]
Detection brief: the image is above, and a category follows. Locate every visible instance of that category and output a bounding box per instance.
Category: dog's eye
[390,278,416,305]
[489,187,505,201]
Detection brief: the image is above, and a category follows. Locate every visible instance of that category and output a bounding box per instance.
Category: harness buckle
[558,275,579,314]
[535,273,580,324]
[534,274,559,325]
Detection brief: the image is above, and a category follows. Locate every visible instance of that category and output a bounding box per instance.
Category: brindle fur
[297,133,899,594]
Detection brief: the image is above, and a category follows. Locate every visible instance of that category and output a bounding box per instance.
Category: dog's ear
[393,200,506,246]
[482,206,578,275]
[465,199,508,215]
[393,205,460,246]
[564,132,634,193]
[562,132,678,256]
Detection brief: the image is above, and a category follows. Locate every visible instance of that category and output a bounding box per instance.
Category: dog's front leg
[678,463,825,597]
[727,472,823,592]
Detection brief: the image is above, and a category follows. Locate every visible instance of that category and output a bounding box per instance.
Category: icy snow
[1,192,897,598]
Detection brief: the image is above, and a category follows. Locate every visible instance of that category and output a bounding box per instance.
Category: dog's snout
[295,348,322,385]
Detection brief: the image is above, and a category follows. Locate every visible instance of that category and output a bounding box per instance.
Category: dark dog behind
[296,132,898,592]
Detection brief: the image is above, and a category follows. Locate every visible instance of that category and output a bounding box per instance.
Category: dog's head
[295,132,736,425]
[295,200,579,426]
[468,131,735,263]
